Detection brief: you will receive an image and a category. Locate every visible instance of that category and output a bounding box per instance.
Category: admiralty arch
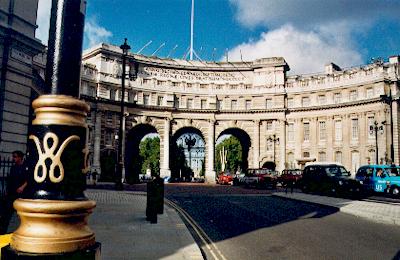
[80,43,400,183]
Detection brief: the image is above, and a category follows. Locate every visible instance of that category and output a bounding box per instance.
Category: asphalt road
[165,184,400,260]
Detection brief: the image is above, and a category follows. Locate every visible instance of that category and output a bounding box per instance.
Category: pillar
[279,120,286,171]
[92,110,102,177]
[206,120,216,183]
[160,117,171,178]
[253,120,260,168]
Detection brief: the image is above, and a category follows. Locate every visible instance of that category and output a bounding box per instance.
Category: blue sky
[37,0,400,74]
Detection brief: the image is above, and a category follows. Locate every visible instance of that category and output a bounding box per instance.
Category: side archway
[125,124,159,183]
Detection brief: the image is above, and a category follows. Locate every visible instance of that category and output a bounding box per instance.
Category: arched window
[335,151,342,163]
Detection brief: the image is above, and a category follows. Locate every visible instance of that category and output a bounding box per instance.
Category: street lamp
[380,89,394,164]
[369,121,385,164]
[185,134,197,170]
[115,38,131,190]
[267,134,280,168]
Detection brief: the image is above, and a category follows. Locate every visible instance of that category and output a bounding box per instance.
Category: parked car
[279,169,303,187]
[243,168,278,189]
[300,162,361,196]
[217,172,234,185]
[356,165,400,197]
[232,172,246,186]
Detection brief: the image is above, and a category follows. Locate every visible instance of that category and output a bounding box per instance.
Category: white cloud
[36,0,52,44]
[227,24,363,74]
[229,0,400,29]
[226,0,400,74]
[84,18,113,48]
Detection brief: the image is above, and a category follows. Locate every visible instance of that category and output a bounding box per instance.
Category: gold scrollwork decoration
[82,146,90,174]
[29,133,80,183]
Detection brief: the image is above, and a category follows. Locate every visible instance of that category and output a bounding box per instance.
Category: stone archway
[217,128,251,173]
[171,127,205,181]
[262,161,276,171]
[125,124,159,183]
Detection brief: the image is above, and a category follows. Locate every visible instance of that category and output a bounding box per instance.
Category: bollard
[146,180,157,224]
[154,175,164,215]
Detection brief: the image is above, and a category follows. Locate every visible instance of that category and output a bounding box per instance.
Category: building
[80,43,400,182]
[0,0,46,157]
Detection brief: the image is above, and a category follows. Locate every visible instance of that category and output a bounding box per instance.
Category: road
[164,184,400,260]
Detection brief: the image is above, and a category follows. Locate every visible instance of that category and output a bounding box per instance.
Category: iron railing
[0,157,12,199]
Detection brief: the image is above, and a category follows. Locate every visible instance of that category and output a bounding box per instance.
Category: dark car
[243,168,278,189]
[300,163,361,196]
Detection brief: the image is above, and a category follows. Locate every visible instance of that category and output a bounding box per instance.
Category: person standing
[0,150,28,234]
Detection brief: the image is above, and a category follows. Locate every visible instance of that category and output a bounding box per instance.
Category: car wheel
[391,186,400,196]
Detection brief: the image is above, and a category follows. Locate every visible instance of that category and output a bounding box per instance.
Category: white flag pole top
[190,0,194,60]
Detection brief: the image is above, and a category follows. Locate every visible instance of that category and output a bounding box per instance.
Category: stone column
[253,120,260,168]
[206,120,216,183]
[92,110,102,177]
[279,120,286,171]
[160,118,171,178]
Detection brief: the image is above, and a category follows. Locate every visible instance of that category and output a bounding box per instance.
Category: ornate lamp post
[2,0,100,258]
[185,134,197,170]
[369,121,385,164]
[381,90,395,164]
[115,38,130,190]
[267,134,280,167]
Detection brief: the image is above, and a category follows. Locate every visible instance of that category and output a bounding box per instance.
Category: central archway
[171,127,205,181]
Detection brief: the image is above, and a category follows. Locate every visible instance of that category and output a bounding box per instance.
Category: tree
[215,136,242,173]
[139,136,160,176]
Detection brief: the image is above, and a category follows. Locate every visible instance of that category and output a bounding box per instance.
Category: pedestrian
[0,151,28,234]
[92,169,98,186]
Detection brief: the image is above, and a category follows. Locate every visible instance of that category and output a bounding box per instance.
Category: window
[334,93,341,104]
[143,94,150,105]
[128,91,134,102]
[287,98,294,108]
[172,82,179,87]
[368,149,376,164]
[245,100,251,110]
[335,151,342,163]
[110,89,116,100]
[187,83,193,88]
[351,118,359,140]
[266,121,273,131]
[288,123,294,142]
[319,121,326,141]
[351,151,360,174]
[319,152,326,162]
[350,90,358,101]
[105,130,113,146]
[303,152,310,158]
[368,116,375,138]
[157,80,166,86]
[157,96,163,106]
[143,78,151,85]
[231,100,238,110]
[335,120,342,141]
[217,99,222,110]
[303,122,310,141]
[174,97,180,108]
[302,97,310,107]
[106,112,113,124]
[287,153,295,168]
[366,88,374,98]
[201,99,207,109]
[266,99,273,109]
[318,95,326,105]
[187,98,193,109]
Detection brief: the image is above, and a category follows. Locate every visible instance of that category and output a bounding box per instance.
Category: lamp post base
[1,242,101,260]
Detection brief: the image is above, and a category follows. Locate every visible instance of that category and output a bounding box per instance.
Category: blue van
[355,165,400,196]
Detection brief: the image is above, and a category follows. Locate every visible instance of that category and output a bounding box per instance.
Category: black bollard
[154,175,164,215]
[146,180,157,224]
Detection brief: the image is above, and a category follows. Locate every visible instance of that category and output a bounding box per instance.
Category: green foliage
[215,136,242,173]
[139,136,160,176]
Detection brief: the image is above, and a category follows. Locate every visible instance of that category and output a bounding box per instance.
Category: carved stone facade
[81,43,400,182]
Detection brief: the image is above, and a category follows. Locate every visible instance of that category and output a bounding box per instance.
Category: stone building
[0,0,45,157]
[80,43,400,182]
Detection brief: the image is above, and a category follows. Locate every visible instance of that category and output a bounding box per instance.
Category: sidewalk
[3,189,204,260]
[273,191,400,226]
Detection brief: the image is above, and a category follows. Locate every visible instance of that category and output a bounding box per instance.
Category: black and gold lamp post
[369,121,385,164]
[1,0,100,258]
[115,38,130,190]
